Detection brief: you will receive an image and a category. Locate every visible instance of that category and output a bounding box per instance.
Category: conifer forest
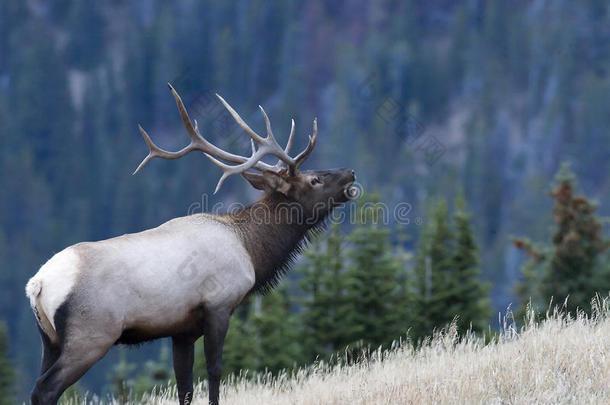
[0,1,609,402]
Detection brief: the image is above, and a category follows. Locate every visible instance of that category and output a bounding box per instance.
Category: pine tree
[412,199,456,340]
[298,228,331,360]
[134,343,172,398]
[222,304,259,378]
[344,196,406,349]
[543,164,608,312]
[592,252,610,294]
[298,223,357,361]
[515,163,610,315]
[107,347,136,404]
[412,196,491,338]
[0,321,15,405]
[395,224,415,340]
[513,237,550,320]
[252,288,302,374]
[449,193,492,333]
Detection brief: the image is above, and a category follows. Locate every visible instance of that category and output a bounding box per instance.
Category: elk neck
[225,192,327,294]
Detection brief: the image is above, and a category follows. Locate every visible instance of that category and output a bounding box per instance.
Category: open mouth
[343,182,358,199]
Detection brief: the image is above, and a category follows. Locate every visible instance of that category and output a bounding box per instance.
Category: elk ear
[242,171,291,195]
[242,172,267,190]
[262,171,291,195]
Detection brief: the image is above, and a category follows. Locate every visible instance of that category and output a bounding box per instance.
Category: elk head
[134,84,357,220]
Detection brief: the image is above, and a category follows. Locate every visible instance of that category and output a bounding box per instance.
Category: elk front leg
[203,310,230,405]
[172,335,195,405]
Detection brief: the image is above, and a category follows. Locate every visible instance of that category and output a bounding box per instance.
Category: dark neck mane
[225,192,327,294]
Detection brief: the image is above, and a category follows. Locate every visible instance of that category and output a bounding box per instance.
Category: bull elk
[26,84,356,405]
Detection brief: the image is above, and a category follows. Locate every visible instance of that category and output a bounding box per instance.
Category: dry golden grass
[69,299,610,405]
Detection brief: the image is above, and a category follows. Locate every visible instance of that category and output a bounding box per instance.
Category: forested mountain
[1,0,609,399]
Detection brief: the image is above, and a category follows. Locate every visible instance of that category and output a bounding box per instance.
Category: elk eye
[310,177,321,185]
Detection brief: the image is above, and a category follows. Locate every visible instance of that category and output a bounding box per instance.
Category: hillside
[66,300,610,405]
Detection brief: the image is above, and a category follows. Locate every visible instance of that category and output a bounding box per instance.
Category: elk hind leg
[30,339,112,405]
[37,325,61,376]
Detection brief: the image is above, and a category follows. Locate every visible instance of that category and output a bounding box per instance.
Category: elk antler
[134,84,318,193]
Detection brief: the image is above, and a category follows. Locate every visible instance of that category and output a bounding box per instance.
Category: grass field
[66,298,610,404]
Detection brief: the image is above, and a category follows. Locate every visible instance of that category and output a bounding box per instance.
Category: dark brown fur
[226,191,328,293]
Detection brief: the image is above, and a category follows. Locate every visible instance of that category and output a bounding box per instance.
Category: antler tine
[204,153,244,195]
[259,105,274,140]
[209,97,318,185]
[205,146,280,194]
[270,118,296,171]
[214,94,298,165]
[168,84,252,165]
[202,105,302,193]
[168,84,206,145]
[133,125,195,175]
[258,105,296,168]
[285,119,296,155]
[134,86,319,193]
[134,84,267,176]
[293,117,318,170]
[215,94,265,144]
